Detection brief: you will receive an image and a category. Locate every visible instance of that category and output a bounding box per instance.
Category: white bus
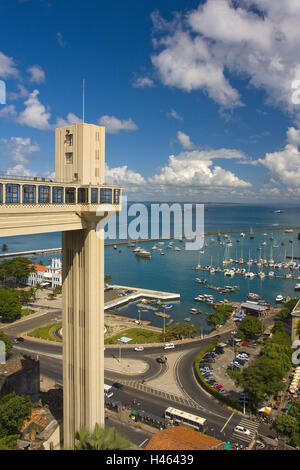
[104,384,114,398]
[165,407,208,432]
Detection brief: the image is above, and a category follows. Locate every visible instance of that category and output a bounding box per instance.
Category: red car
[214,384,223,389]
[242,341,248,346]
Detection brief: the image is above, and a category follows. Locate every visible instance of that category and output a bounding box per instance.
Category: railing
[0,180,121,205]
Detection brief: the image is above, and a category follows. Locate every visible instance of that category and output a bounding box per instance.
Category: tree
[74,423,130,450]
[0,393,32,438]
[0,257,35,287]
[0,289,22,323]
[0,331,12,357]
[238,316,265,339]
[163,322,198,341]
[0,435,18,450]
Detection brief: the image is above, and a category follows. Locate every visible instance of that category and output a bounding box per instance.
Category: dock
[0,247,62,258]
[104,284,180,311]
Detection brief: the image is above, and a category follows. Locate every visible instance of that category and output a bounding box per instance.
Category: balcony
[0,176,121,236]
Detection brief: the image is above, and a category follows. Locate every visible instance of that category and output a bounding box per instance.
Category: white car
[163,343,175,350]
[234,425,251,435]
[134,346,144,351]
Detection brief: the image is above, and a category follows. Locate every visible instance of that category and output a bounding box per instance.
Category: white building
[28,258,62,288]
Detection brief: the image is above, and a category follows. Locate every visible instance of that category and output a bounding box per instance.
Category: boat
[268,271,275,277]
[184,317,191,322]
[276,295,284,302]
[152,245,157,250]
[135,249,152,258]
[133,246,142,253]
[273,210,283,213]
[285,229,293,233]
[174,247,181,251]
[194,295,205,302]
[190,308,201,314]
[250,228,254,239]
[164,304,173,311]
[127,242,136,247]
[154,311,170,318]
[195,278,207,284]
[257,272,266,279]
[294,283,300,291]
[113,245,117,249]
[245,272,256,278]
[240,232,245,238]
[160,251,165,256]
[224,269,235,277]
[247,293,261,300]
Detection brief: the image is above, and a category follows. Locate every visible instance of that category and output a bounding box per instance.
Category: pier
[104,284,180,311]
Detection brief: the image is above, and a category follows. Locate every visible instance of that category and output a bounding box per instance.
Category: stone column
[62,214,105,448]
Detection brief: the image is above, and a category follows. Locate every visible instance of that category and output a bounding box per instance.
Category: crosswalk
[231,417,259,444]
[115,379,202,410]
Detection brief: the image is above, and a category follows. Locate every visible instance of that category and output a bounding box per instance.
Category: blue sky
[1,0,300,202]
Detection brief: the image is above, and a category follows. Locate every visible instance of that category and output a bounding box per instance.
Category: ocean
[1,203,300,333]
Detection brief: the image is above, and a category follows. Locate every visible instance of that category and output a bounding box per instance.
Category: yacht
[135,249,152,258]
[240,232,245,238]
[224,269,235,277]
[294,283,300,291]
[174,246,181,251]
[257,272,266,279]
[247,293,261,300]
[268,271,275,277]
[194,295,205,302]
[245,272,256,279]
[276,295,284,302]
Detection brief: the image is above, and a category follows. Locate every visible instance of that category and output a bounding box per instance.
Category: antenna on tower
[82,78,85,123]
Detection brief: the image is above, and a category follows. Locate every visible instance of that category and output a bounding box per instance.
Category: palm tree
[74,423,130,450]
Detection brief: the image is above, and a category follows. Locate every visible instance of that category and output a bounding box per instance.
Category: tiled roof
[146,427,224,451]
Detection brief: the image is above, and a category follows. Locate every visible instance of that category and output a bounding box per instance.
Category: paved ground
[105,357,149,375]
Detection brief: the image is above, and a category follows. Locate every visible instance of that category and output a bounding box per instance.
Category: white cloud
[0,105,17,119]
[150,0,300,115]
[27,65,46,84]
[56,32,68,48]
[105,164,146,190]
[0,136,40,164]
[7,84,29,101]
[98,115,138,134]
[166,108,183,120]
[177,131,194,149]
[56,112,82,127]
[148,150,251,189]
[258,126,300,188]
[6,164,37,177]
[17,89,51,130]
[0,51,18,79]
[133,77,154,88]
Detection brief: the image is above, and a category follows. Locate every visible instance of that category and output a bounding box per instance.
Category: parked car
[134,346,144,351]
[242,341,249,346]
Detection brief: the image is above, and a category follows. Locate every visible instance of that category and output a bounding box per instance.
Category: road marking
[220,412,234,432]
[139,439,149,448]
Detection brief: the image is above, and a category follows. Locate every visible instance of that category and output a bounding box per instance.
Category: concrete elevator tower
[0,122,121,448]
[55,123,117,446]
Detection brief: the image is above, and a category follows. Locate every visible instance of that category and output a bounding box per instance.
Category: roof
[241,302,267,312]
[30,264,47,273]
[146,427,224,451]
[0,354,38,377]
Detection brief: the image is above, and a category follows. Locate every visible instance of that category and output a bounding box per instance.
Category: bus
[104,384,113,398]
[164,407,208,432]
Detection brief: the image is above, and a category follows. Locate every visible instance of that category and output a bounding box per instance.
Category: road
[3,311,277,447]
